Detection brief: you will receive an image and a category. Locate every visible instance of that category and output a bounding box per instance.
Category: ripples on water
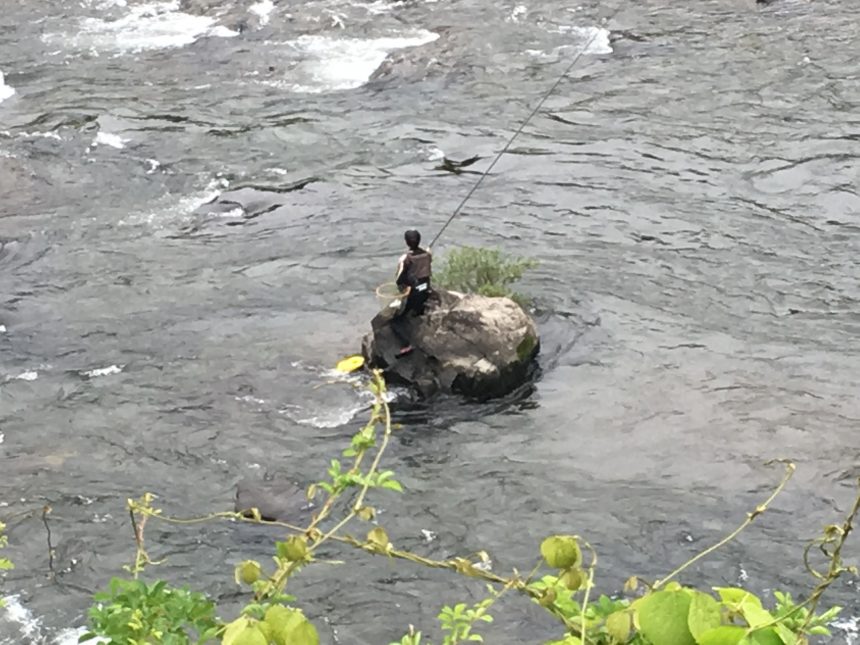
[1,0,859,642]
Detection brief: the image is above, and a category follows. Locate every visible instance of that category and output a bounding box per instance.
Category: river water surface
[1,0,859,642]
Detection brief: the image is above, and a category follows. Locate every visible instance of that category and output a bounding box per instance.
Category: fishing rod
[339,12,620,373]
[429,11,619,250]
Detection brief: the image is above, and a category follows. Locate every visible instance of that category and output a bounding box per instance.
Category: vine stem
[119,387,809,641]
[317,376,393,547]
[653,460,796,590]
[579,541,598,644]
[797,480,860,632]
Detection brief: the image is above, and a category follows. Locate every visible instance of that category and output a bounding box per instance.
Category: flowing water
[1,0,859,642]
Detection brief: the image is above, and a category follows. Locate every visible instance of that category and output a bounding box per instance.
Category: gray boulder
[234,478,313,523]
[361,289,540,400]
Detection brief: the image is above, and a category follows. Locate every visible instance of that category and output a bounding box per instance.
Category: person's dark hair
[404,229,421,250]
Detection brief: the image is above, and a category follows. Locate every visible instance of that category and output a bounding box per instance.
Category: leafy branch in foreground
[0,521,13,608]
[79,371,858,645]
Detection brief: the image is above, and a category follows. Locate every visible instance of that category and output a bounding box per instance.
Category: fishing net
[375,282,409,308]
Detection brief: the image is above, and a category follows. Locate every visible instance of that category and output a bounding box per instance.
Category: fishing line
[429,8,619,249]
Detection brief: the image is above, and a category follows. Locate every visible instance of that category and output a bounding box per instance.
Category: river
[1,0,859,642]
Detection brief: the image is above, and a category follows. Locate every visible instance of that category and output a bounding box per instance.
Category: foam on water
[93,131,128,149]
[425,145,445,161]
[507,4,527,22]
[350,0,408,15]
[43,0,237,54]
[278,30,439,93]
[20,131,62,140]
[835,616,860,644]
[249,0,275,26]
[0,70,15,104]
[122,176,228,227]
[1,597,40,642]
[280,382,398,428]
[2,564,104,643]
[528,26,612,59]
[560,25,613,55]
[280,403,369,428]
[81,364,124,377]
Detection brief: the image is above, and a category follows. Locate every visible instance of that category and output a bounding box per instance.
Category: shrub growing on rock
[434,246,538,305]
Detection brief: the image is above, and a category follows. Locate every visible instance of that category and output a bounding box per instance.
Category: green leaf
[380,480,404,492]
[739,599,774,629]
[265,605,320,645]
[714,587,756,606]
[698,626,747,645]
[636,590,696,645]
[605,611,631,642]
[688,591,722,640]
[222,617,254,645]
[714,588,773,629]
[774,624,796,645]
[740,628,784,645]
[368,527,390,549]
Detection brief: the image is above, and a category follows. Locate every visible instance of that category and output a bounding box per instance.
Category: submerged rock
[361,288,540,400]
[234,478,313,523]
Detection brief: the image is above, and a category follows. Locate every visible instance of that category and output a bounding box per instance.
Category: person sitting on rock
[391,229,432,357]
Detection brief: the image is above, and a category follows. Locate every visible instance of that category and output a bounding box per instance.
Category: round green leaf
[636,591,696,645]
[714,588,762,606]
[697,626,746,645]
[223,619,267,645]
[740,628,784,645]
[223,617,253,645]
[688,591,722,640]
[605,611,631,643]
[739,600,775,629]
[265,605,320,645]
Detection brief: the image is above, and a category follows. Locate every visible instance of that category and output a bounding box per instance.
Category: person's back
[397,236,432,290]
[399,247,432,287]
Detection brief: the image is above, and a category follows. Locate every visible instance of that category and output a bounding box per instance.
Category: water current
[1,0,859,642]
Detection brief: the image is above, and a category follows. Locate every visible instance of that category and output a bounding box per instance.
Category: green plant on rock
[77,372,857,645]
[434,246,538,305]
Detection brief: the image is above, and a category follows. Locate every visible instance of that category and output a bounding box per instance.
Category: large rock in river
[361,289,540,400]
